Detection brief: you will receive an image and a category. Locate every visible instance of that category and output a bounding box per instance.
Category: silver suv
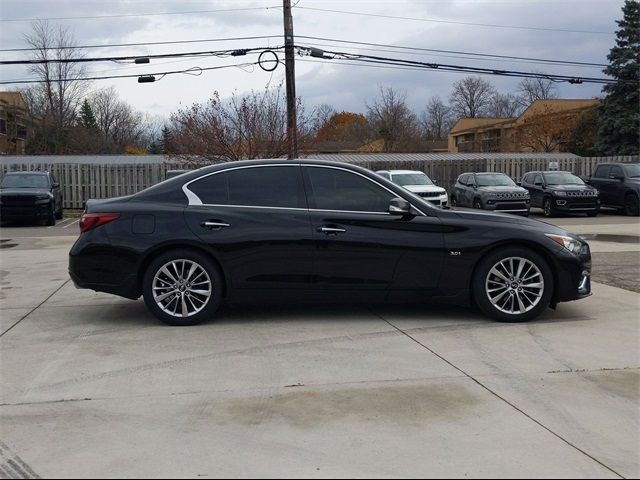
[377,170,448,207]
[451,172,530,216]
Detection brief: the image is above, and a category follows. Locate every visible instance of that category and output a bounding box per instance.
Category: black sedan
[521,171,600,217]
[69,159,592,326]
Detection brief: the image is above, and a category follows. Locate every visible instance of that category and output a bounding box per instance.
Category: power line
[293,6,615,35]
[0,35,283,53]
[296,46,616,84]
[0,61,267,85]
[0,46,284,65]
[0,6,281,23]
[294,41,604,70]
[296,36,607,67]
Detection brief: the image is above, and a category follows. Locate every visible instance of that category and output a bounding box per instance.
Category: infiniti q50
[69,160,592,326]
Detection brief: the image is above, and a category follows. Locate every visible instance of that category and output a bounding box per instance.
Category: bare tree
[488,92,522,117]
[449,76,496,118]
[366,86,419,152]
[308,103,336,137]
[167,84,307,163]
[24,20,88,152]
[421,96,453,140]
[88,86,146,151]
[516,76,558,109]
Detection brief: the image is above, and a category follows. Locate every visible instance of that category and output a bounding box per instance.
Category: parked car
[0,171,63,226]
[520,171,600,217]
[376,170,448,207]
[69,159,592,326]
[582,163,640,216]
[451,172,530,216]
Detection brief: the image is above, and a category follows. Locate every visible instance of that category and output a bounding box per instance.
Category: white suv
[377,170,449,207]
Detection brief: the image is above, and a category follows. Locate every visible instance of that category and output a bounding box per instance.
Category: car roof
[382,170,426,175]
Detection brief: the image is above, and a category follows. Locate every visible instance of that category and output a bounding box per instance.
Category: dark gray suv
[451,172,530,216]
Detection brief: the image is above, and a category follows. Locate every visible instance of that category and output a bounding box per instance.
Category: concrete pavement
[0,215,638,478]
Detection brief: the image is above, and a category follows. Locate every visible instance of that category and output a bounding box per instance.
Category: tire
[472,247,554,322]
[451,197,457,207]
[624,193,639,217]
[543,197,555,218]
[142,249,223,326]
[586,210,598,217]
[44,204,56,226]
[473,199,483,209]
[55,203,63,220]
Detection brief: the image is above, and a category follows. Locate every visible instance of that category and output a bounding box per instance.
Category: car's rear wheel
[473,247,553,322]
[625,193,639,216]
[55,203,63,219]
[143,249,223,326]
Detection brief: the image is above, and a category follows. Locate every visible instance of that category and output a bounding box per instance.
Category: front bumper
[483,199,530,215]
[554,242,592,302]
[1,203,52,219]
[552,197,600,213]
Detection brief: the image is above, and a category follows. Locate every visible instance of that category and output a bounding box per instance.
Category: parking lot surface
[0,211,638,478]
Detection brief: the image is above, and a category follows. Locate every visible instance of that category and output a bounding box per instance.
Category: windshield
[476,174,516,187]
[1,174,50,189]
[391,173,434,186]
[623,164,640,178]
[544,172,585,185]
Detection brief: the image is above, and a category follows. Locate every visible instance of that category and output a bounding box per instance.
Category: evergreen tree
[596,0,640,155]
[160,126,172,153]
[79,99,98,130]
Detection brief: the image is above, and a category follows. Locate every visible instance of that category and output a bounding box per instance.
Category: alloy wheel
[152,259,212,318]
[485,256,544,315]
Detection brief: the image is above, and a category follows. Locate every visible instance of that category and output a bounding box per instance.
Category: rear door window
[189,166,305,209]
[594,165,611,178]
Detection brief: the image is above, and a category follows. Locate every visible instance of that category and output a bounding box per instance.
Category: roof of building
[449,98,600,136]
[0,91,26,108]
[449,117,514,135]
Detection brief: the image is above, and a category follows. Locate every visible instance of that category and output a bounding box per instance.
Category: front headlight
[545,234,583,255]
[554,191,567,197]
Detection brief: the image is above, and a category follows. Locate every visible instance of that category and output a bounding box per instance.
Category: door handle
[318,226,346,235]
[201,221,230,229]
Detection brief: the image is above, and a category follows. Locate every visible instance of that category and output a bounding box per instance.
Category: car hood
[448,207,565,232]
[403,185,446,194]
[477,186,528,194]
[0,188,51,196]
[546,184,596,191]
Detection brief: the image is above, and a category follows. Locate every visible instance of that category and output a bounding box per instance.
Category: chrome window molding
[182,162,427,216]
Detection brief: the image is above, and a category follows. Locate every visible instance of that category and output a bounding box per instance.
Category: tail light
[80,213,120,233]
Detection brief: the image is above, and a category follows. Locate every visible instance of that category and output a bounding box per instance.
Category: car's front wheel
[473,247,554,322]
[543,197,555,217]
[142,249,223,326]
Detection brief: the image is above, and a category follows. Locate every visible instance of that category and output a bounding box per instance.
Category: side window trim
[303,165,426,216]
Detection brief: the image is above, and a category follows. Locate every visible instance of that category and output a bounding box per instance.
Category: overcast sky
[0,0,625,121]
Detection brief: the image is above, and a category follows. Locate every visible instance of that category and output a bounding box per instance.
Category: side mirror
[389,197,411,215]
[516,181,522,186]
[52,182,60,188]
[433,179,438,185]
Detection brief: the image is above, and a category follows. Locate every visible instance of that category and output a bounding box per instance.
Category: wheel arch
[137,242,229,298]
[469,240,560,307]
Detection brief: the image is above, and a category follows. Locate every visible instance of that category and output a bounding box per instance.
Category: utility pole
[283,0,298,159]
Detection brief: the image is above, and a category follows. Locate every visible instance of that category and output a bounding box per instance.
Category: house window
[17,125,27,139]
[0,119,6,135]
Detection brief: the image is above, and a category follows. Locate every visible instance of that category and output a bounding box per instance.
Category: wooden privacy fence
[0,155,637,209]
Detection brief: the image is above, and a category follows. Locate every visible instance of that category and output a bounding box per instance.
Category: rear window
[594,165,610,178]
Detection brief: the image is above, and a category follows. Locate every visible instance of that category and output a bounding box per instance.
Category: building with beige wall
[448,99,599,153]
[0,91,31,155]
